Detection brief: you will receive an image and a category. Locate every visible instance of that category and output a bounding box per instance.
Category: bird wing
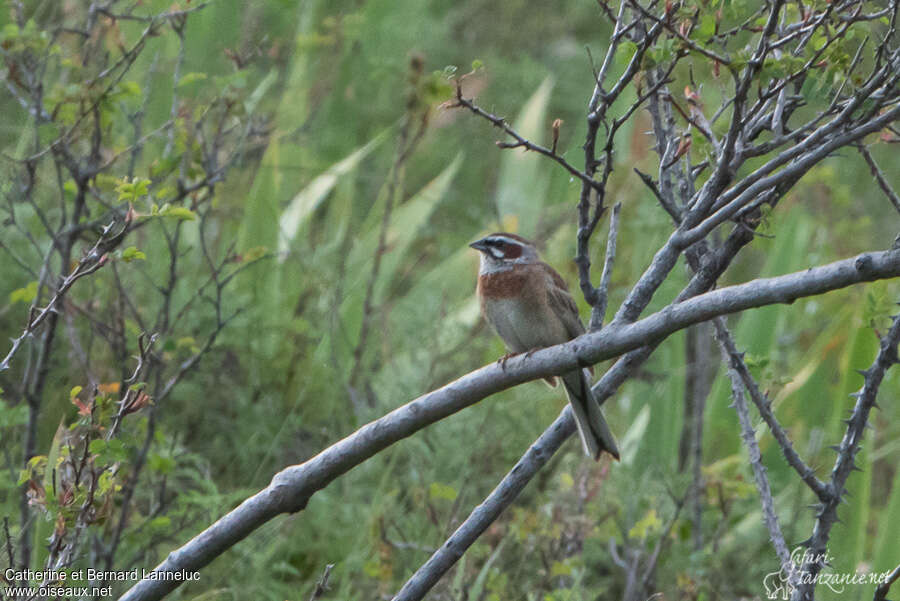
[538,262,586,340]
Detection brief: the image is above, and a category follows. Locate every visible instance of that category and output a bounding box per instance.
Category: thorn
[829,444,842,453]
[855,368,871,378]
[795,537,813,548]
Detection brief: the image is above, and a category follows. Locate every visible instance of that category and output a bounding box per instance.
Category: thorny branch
[793,315,900,600]
[715,318,794,583]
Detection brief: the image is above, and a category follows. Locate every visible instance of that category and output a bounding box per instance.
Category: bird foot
[498,348,543,370]
[497,352,521,370]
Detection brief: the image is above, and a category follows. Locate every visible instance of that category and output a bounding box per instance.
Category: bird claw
[498,348,542,370]
[497,352,520,370]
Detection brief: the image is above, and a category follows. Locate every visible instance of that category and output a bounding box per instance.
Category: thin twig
[308,564,334,601]
[449,82,602,193]
[715,318,794,582]
[391,408,576,601]
[857,144,900,215]
[590,201,622,331]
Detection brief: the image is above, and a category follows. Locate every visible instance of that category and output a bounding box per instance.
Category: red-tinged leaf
[665,0,673,14]
[60,486,75,507]
[674,135,693,160]
[124,391,152,415]
[72,396,92,417]
[684,85,701,103]
[679,20,690,37]
[551,118,562,153]
[27,479,45,506]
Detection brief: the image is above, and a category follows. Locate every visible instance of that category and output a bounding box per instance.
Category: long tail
[561,369,620,461]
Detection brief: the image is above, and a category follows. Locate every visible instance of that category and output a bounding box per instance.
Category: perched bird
[470,232,619,461]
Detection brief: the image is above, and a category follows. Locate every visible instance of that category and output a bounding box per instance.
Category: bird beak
[469,238,488,253]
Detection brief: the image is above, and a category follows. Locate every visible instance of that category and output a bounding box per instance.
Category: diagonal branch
[0,219,128,372]
[714,321,830,501]
[391,407,576,601]
[715,318,794,582]
[793,311,900,600]
[120,248,900,601]
[857,144,900,216]
[448,82,602,193]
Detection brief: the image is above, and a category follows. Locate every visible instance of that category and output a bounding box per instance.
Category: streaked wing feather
[539,262,585,340]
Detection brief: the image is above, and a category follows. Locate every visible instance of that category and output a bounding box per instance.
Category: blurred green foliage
[1,1,899,600]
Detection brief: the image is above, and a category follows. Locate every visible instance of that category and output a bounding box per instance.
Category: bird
[470,232,619,461]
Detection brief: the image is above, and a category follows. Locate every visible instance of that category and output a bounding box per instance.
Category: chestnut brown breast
[477,269,530,299]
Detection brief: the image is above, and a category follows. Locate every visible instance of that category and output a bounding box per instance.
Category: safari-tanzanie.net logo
[763,548,893,599]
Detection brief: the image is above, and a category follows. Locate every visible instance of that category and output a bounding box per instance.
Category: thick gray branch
[120,248,900,601]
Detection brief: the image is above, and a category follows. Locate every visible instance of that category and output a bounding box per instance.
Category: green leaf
[177,72,208,88]
[695,14,716,39]
[629,509,662,540]
[429,482,458,501]
[69,386,82,399]
[550,560,573,578]
[148,454,176,475]
[149,516,172,530]
[121,246,146,262]
[9,281,38,304]
[115,177,152,202]
[88,439,106,455]
[159,206,197,221]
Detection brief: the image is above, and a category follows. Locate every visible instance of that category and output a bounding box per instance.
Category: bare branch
[857,144,900,216]
[0,219,129,372]
[715,318,793,581]
[120,248,900,601]
[590,201,622,331]
[714,321,830,501]
[449,82,602,193]
[794,313,900,600]
[391,407,576,601]
[874,564,900,601]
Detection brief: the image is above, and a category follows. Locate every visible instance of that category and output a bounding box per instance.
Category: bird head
[469,232,539,273]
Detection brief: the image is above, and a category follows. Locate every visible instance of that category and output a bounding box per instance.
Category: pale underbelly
[484,298,569,352]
